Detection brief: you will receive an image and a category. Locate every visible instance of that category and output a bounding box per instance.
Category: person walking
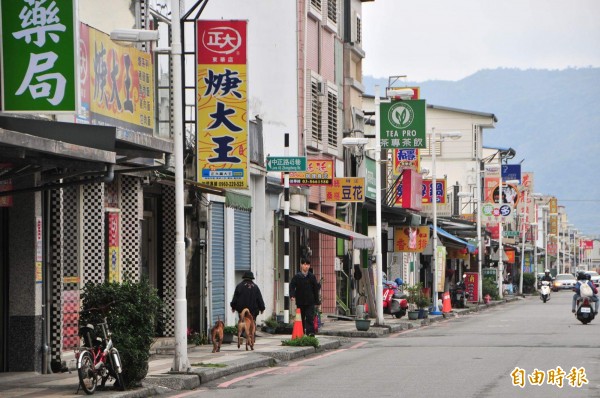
[230,271,265,323]
[290,258,320,337]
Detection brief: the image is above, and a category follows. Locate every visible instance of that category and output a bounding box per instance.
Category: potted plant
[262,316,278,334]
[406,283,423,320]
[222,325,237,344]
[416,294,431,319]
[355,313,371,331]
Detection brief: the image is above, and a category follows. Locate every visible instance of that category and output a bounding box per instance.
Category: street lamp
[540,205,550,272]
[429,128,462,315]
[342,125,383,325]
[111,3,188,371]
[497,179,519,298]
[458,190,483,303]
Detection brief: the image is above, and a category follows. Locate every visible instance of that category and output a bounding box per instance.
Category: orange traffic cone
[442,291,452,313]
[291,308,304,339]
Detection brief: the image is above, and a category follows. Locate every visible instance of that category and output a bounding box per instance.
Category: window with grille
[356,15,362,44]
[472,125,479,159]
[327,0,337,23]
[311,0,321,11]
[311,81,322,141]
[327,91,338,147]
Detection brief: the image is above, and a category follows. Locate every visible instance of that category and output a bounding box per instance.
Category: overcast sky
[362,0,600,81]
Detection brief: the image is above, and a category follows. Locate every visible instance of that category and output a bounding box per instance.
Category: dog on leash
[237,308,256,351]
[211,319,224,353]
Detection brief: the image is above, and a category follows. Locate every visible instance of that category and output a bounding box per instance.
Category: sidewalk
[0,297,520,397]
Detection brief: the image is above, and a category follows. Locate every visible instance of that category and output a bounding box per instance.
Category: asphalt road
[168,291,600,398]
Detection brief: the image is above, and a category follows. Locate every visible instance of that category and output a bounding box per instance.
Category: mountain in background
[364,68,600,237]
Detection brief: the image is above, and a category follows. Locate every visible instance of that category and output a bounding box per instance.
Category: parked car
[552,273,577,292]
[584,271,600,288]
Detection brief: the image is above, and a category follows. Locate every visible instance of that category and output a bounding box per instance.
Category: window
[472,125,480,159]
[356,15,362,44]
[311,0,321,10]
[327,0,337,23]
[327,91,338,147]
[311,81,322,141]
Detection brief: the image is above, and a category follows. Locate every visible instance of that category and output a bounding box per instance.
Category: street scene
[0,1,599,397]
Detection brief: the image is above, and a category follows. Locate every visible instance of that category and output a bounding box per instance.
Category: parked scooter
[382,278,408,318]
[539,281,551,303]
[575,296,595,324]
[450,274,469,308]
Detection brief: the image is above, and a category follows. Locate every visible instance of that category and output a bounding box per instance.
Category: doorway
[0,207,8,372]
[141,197,157,289]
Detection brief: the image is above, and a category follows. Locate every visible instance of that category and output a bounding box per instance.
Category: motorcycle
[539,281,551,303]
[575,297,595,325]
[382,279,409,318]
[450,275,469,308]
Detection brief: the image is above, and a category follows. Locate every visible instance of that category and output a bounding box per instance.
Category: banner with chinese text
[394,226,429,252]
[326,177,365,202]
[289,159,334,185]
[1,0,76,112]
[197,20,248,188]
[85,24,154,134]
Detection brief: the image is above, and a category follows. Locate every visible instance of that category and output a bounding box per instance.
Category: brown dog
[237,308,256,351]
[211,319,224,353]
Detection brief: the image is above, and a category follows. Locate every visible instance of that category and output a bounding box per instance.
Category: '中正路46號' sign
[1,0,76,112]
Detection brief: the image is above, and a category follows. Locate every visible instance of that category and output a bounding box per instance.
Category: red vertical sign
[464,272,479,303]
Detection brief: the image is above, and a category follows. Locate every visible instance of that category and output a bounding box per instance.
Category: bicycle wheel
[77,351,97,395]
[109,349,126,391]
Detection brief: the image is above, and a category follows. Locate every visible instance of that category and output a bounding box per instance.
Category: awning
[430,225,477,253]
[289,214,374,250]
[308,209,352,231]
[225,191,252,210]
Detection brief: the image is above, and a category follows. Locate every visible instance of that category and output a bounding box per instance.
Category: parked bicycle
[75,304,125,394]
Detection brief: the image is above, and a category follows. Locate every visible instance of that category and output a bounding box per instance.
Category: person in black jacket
[230,271,265,323]
[290,258,320,336]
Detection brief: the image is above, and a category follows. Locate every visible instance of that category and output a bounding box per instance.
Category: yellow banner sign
[326,178,365,202]
[394,226,430,252]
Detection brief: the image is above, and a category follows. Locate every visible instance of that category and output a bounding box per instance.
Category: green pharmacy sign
[379,100,426,149]
[1,0,76,112]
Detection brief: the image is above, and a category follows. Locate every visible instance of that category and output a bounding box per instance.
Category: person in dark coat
[290,258,320,336]
[230,271,266,323]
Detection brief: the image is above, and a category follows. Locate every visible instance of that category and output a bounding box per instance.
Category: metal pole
[544,208,549,272]
[171,0,190,372]
[476,161,483,303]
[498,178,504,299]
[283,133,290,324]
[557,213,561,273]
[431,128,441,314]
[374,86,384,326]
[519,190,528,295]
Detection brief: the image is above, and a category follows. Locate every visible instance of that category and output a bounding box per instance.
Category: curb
[142,338,342,391]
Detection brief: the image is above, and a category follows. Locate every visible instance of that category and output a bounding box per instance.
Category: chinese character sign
[197,20,248,189]
[84,24,154,134]
[379,100,426,149]
[107,212,120,283]
[289,159,334,185]
[393,148,420,175]
[464,272,479,303]
[1,0,76,112]
[394,226,429,252]
[326,178,365,202]
[422,179,446,204]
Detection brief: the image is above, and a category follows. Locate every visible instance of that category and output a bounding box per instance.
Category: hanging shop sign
[289,159,334,186]
[326,177,365,202]
[197,20,248,189]
[1,0,76,112]
[379,99,426,149]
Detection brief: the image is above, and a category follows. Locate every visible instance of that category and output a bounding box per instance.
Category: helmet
[577,271,587,280]
[394,277,404,286]
[544,269,550,274]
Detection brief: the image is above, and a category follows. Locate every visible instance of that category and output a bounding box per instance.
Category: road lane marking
[218,340,367,387]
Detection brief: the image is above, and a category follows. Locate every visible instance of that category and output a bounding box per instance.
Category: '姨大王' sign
[1,0,76,112]
[379,100,426,149]
[197,20,248,189]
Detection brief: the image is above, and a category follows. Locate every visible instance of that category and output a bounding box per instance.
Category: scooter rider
[541,269,553,283]
[572,271,599,315]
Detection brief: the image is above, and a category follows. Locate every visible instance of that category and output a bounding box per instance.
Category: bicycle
[75,304,125,394]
